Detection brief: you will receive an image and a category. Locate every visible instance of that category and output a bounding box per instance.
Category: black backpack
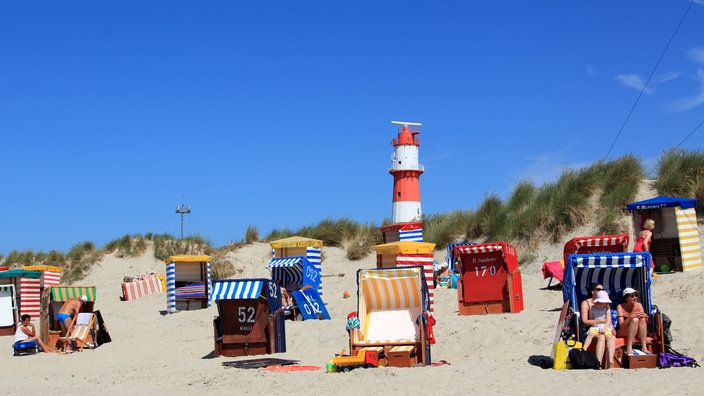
[568,348,601,369]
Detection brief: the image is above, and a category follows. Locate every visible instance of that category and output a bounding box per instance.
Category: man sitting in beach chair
[349,267,433,368]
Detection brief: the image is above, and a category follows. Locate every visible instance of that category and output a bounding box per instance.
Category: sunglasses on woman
[593,287,604,291]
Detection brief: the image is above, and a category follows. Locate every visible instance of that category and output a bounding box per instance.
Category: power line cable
[645,118,704,177]
[674,118,704,149]
[604,0,695,160]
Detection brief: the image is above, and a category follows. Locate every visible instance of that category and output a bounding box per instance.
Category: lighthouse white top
[391,121,422,126]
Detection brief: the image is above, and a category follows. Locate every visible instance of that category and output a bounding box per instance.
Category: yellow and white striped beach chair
[349,267,432,367]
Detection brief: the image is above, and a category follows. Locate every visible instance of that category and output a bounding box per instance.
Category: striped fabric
[307,247,322,295]
[455,243,504,254]
[211,280,264,301]
[446,242,474,272]
[571,235,628,250]
[71,324,91,341]
[60,313,95,351]
[267,257,307,268]
[20,278,40,318]
[43,271,61,287]
[675,207,702,271]
[564,252,651,317]
[360,268,423,310]
[207,262,212,302]
[166,262,176,313]
[50,286,96,302]
[396,254,434,312]
[399,228,423,242]
[389,345,415,352]
[268,257,305,286]
[174,283,206,298]
[122,276,163,301]
[355,267,430,363]
[357,339,417,346]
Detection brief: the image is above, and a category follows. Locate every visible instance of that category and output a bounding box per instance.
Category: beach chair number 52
[238,306,256,324]
[268,282,279,299]
[474,265,497,277]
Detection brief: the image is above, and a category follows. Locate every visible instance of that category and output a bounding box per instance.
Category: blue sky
[2,1,703,255]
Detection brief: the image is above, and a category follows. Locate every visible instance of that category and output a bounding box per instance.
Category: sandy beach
[3,233,703,395]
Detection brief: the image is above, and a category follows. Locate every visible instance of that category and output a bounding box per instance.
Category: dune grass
[2,150,702,280]
[63,242,102,284]
[244,225,259,244]
[656,148,704,213]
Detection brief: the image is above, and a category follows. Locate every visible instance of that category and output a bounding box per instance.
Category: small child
[583,290,614,351]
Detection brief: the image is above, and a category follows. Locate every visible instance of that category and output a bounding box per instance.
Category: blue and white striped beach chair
[562,252,663,368]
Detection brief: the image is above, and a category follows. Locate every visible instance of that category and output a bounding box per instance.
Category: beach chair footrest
[386,345,416,368]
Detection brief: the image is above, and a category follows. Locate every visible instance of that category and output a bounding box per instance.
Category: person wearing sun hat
[617,287,648,355]
[580,282,610,366]
[582,290,616,368]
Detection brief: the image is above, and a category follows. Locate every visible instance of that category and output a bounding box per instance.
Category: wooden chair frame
[57,313,96,352]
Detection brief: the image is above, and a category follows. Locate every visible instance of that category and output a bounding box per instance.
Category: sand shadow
[540,283,563,291]
[202,350,216,359]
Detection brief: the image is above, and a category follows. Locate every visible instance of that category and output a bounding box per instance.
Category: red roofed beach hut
[562,234,629,266]
[455,241,524,315]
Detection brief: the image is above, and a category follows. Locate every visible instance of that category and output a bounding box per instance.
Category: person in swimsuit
[58,295,87,336]
[580,283,616,368]
[617,287,649,355]
[15,314,56,353]
[633,218,655,277]
[582,291,615,367]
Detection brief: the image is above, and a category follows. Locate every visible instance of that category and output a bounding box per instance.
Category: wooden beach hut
[0,284,18,336]
[21,265,62,318]
[269,237,323,296]
[562,234,630,266]
[455,241,524,315]
[626,196,701,272]
[211,278,286,357]
[165,255,211,313]
[40,285,97,348]
[0,269,48,321]
[380,221,424,243]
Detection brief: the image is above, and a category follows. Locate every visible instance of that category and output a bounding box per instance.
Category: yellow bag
[553,339,582,370]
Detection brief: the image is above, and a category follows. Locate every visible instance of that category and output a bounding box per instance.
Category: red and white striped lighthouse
[389,121,423,223]
[379,121,424,243]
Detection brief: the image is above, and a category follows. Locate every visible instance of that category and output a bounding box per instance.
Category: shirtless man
[58,295,87,336]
